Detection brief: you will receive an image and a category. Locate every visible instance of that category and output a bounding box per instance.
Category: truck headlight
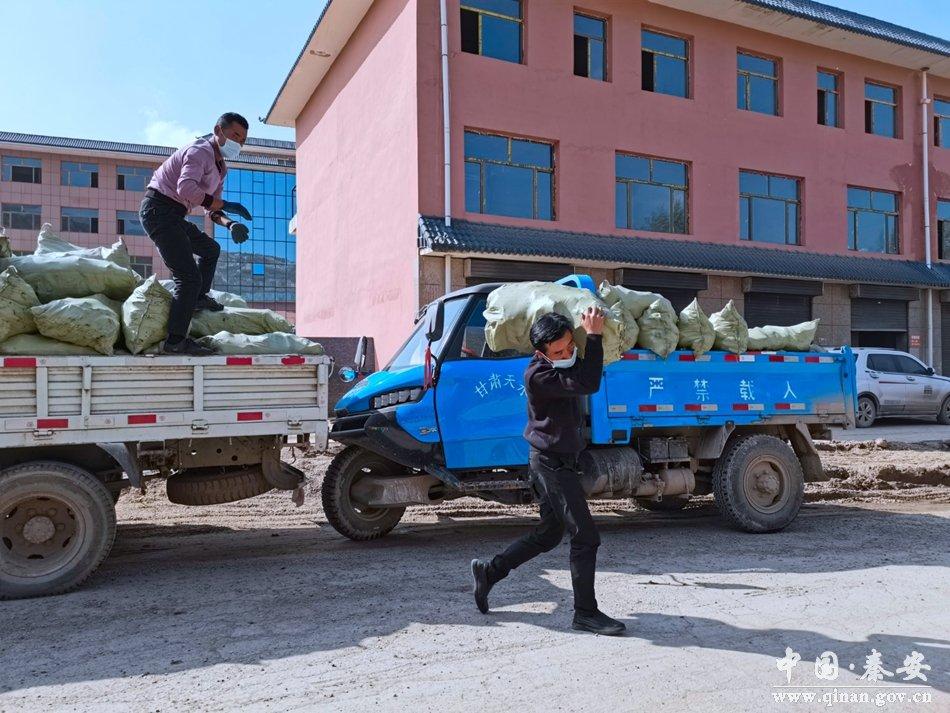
[371,388,423,409]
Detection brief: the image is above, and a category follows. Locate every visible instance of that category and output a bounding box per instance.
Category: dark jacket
[522,335,604,454]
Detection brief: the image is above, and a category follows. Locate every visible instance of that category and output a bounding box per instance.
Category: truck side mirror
[425,301,445,343]
[927,366,936,375]
[354,336,367,372]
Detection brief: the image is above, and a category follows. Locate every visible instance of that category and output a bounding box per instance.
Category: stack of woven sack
[0,225,322,356]
[482,279,819,364]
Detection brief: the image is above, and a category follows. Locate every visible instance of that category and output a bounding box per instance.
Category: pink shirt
[148,138,227,211]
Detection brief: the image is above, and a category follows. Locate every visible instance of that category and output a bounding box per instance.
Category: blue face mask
[545,346,577,369]
[220,138,241,160]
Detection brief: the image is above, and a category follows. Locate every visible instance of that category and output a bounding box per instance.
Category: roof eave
[264,0,375,127]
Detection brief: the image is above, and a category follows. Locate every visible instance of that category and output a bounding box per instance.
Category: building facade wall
[293,0,421,366]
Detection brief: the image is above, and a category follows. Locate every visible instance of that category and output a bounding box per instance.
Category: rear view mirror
[354,336,367,372]
[425,300,445,343]
[927,366,936,376]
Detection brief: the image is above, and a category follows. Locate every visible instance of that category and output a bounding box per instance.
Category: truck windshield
[385,297,468,371]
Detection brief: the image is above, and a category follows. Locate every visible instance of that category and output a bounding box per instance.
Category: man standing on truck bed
[140,112,254,356]
[471,307,626,636]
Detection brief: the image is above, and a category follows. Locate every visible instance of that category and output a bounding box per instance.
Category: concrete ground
[1,443,948,712]
[832,417,950,444]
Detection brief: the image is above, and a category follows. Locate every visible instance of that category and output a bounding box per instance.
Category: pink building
[265,0,950,369]
[0,133,297,319]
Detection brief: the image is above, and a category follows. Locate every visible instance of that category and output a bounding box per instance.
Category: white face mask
[220,137,242,160]
[545,345,577,370]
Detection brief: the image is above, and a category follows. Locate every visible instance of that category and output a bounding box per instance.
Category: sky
[0,0,947,148]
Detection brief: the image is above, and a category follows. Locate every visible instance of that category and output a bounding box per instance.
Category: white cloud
[142,111,202,148]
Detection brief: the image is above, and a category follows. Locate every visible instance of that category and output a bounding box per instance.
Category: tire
[712,434,804,533]
[636,495,690,512]
[0,461,116,600]
[166,466,273,505]
[855,395,877,428]
[322,446,406,541]
[938,396,950,425]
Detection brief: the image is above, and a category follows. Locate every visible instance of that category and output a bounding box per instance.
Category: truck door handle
[906,376,916,382]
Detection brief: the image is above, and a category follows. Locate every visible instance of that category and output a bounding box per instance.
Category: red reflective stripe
[281,356,305,365]
[684,404,701,411]
[37,418,68,429]
[621,353,639,360]
[678,354,696,362]
[128,414,157,425]
[805,356,818,363]
[769,355,784,362]
[775,403,791,410]
[639,404,658,412]
[226,357,253,366]
[237,411,263,422]
[724,354,740,362]
[732,403,750,411]
[4,357,37,368]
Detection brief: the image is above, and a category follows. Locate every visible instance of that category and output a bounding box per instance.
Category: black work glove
[229,223,249,244]
[221,200,253,221]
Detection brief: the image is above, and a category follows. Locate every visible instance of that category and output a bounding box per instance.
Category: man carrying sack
[471,307,626,636]
[140,112,253,355]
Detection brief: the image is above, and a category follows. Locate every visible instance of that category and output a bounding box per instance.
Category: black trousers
[491,448,601,614]
[139,192,220,341]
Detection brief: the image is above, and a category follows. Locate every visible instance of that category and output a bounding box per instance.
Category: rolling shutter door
[942,306,950,374]
[743,292,812,328]
[851,298,907,332]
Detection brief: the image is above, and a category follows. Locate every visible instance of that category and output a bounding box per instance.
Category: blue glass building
[213,167,297,315]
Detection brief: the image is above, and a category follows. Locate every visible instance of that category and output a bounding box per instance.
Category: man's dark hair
[530,312,573,352]
[216,112,249,131]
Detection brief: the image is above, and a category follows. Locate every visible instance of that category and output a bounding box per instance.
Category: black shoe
[472,559,495,615]
[161,337,217,356]
[572,610,626,636]
[194,294,225,312]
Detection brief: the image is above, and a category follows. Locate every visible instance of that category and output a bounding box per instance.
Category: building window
[847,187,899,254]
[737,51,778,115]
[935,98,950,148]
[460,0,522,64]
[117,165,153,191]
[1,156,42,184]
[739,171,800,245]
[938,199,950,259]
[865,82,897,138]
[817,70,840,127]
[60,161,99,188]
[116,210,146,236]
[1,203,42,231]
[464,131,554,220]
[641,29,688,98]
[615,153,687,233]
[574,13,606,81]
[61,207,99,234]
[129,256,153,278]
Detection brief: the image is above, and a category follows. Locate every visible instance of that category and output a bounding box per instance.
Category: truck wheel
[636,495,690,512]
[322,446,406,541]
[713,434,803,533]
[166,466,273,506]
[855,396,877,428]
[0,461,116,600]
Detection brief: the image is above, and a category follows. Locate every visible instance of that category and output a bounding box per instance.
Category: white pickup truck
[0,352,331,599]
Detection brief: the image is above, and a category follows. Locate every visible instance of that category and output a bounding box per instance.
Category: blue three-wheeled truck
[325,275,857,540]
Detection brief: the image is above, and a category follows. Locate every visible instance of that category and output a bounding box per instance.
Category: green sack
[160,280,248,308]
[0,333,100,356]
[122,276,172,354]
[597,282,658,351]
[0,266,40,342]
[196,331,325,355]
[0,229,11,258]
[710,300,749,354]
[483,281,626,364]
[748,319,820,351]
[0,253,142,302]
[31,294,122,355]
[34,223,131,268]
[189,306,294,338]
[636,297,679,358]
[677,298,715,356]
